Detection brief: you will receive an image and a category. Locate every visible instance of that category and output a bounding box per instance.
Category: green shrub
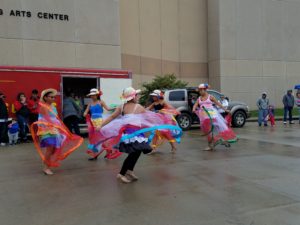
[139,74,188,106]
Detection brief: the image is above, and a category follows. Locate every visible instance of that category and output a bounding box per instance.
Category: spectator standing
[28,89,39,125]
[296,91,300,124]
[282,90,295,124]
[74,95,83,118]
[0,92,8,146]
[257,92,269,126]
[63,92,81,136]
[14,93,30,142]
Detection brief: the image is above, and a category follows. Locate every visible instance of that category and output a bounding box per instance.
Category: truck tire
[177,113,192,131]
[232,110,246,128]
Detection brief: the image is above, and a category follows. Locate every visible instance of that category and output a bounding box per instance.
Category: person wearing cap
[147,90,177,153]
[283,90,295,124]
[256,92,269,127]
[83,88,113,160]
[192,83,237,151]
[0,92,9,146]
[32,88,83,175]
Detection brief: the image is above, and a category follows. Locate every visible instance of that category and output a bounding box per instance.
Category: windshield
[207,90,222,101]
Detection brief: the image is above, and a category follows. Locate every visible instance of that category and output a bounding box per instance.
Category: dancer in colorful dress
[31,89,83,175]
[91,87,182,183]
[83,88,113,160]
[192,84,237,151]
[147,90,179,153]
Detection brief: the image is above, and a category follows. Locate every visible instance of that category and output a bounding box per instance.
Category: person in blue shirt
[83,88,113,161]
[7,120,19,145]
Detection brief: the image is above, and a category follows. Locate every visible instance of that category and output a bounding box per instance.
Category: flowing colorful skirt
[88,111,182,159]
[31,103,83,168]
[198,107,238,147]
[119,127,152,154]
[86,115,122,159]
[86,117,103,158]
[151,108,180,148]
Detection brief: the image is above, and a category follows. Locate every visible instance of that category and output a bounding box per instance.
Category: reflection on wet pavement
[0,123,300,225]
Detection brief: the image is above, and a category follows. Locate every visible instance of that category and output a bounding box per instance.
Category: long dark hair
[17,92,25,101]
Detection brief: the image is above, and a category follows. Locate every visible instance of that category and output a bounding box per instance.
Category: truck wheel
[232,110,246,128]
[177,113,192,131]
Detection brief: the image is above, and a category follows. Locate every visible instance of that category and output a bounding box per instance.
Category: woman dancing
[31,89,83,175]
[192,84,237,151]
[147,90,178,153]
[94,87,182,183]
[83,88,113,160]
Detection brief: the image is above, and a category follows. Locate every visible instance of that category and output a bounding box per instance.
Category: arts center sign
[0,8,69,21]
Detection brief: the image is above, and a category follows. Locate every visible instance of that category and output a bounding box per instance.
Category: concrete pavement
[0,123,300,225]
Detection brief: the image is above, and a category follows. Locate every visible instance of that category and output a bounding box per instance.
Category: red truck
[0,66,132,117]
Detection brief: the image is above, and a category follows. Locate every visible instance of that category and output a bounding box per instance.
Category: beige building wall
[120,0,208,87]
[3,0,299,110]
[0,0,121,69]
[209,0,300,109]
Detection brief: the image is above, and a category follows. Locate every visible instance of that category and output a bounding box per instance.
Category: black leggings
[120,151,142,175]
[0,122,7,143]
[64,115,81,136]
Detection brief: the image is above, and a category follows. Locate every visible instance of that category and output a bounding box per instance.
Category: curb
[247,117,300,122]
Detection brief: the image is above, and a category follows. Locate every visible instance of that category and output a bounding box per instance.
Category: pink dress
[197,95,237,146]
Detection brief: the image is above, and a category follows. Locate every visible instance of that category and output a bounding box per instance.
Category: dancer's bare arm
[192,100,199,112]
[101,100,114,111]
[83,104,90,117]
[211,96,230,113]
[100,107,121,128]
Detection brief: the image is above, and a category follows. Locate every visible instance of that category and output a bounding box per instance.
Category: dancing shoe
[203,143,214,151]
[43,169,54,176]
[117,174,131,183]
[88,156,98,161]
[203,146,213,151]
[126,171,139,181]
[170,147,177,154]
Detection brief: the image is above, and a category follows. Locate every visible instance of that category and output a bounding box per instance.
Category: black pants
[28,113,38,125]
[120,151,142,175]
[284,107,293,122]
[0,122,8,143]
[64,115,81,136]
[17,115,28,141]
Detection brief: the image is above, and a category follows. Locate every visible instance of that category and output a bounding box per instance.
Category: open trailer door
[99,78,132,105]
[61,75,100,109]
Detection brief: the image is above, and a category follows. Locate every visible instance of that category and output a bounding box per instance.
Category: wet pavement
[0,122,300,225]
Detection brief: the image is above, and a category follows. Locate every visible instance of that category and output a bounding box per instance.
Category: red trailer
[0,66,132,117]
